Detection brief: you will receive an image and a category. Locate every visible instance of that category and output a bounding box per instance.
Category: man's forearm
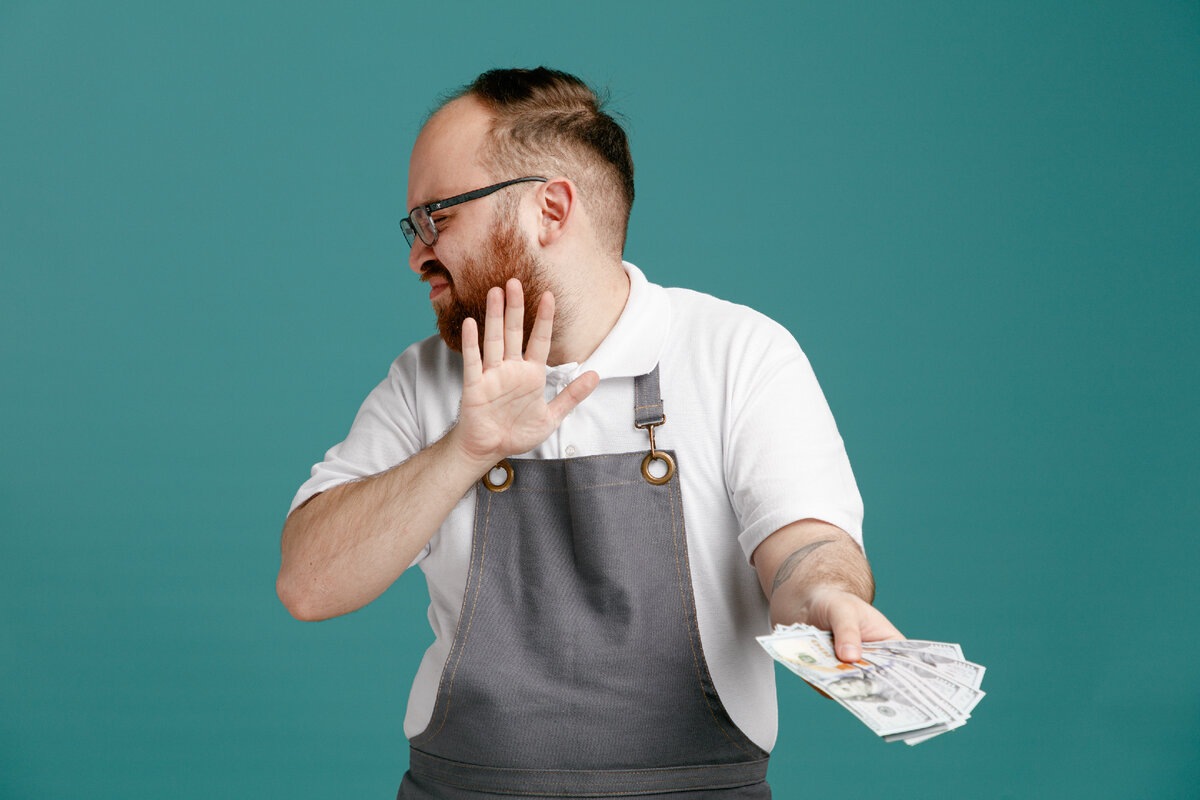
[276,429,494,621]
[753,519,875,626]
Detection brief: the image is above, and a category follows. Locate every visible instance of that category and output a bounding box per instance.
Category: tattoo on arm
[770,538,835,595]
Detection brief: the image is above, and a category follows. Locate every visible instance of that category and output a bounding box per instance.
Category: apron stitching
[668,477,755,757]
[411,774,761,796]
[413,753,767,774]
[408,748,770,795]
[511,480,644,492]
[419,489,493,745]
[412,772,758,796]
[511,452,642,465]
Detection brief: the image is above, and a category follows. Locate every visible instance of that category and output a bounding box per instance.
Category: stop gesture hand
[452,278,599,467]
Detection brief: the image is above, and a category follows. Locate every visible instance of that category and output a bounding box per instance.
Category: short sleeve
[287,357,424,516]
[724,329,864,563]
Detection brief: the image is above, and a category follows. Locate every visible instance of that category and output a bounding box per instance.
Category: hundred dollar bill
[862,641,986,689]
[864,638,964,659]
[758,624,986,745]
[873,653,986,744]
[874,662,969,744]
[886,659,985,717]
[757,627,951,738]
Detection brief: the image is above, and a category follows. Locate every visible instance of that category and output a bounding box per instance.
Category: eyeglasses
[399,176,547,248]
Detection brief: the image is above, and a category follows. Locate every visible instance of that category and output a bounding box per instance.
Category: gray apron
[398,368,770,798]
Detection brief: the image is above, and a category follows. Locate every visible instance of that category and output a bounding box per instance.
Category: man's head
[446,67,635,256]
[405,68,634,351]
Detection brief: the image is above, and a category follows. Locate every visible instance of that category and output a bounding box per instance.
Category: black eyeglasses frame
[400,176,548,247]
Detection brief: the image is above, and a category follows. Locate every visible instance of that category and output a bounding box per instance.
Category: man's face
[424,209,552,352]
[406,97,555,352]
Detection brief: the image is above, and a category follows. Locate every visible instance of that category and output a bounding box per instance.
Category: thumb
[547,370,599,425]
[829,602,863,664]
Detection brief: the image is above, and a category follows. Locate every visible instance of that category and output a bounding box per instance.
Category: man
[278,67,901,798]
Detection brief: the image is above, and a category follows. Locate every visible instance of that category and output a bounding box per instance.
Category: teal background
[3,1,1197,797]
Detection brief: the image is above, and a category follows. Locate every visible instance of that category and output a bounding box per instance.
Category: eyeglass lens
[411,208,436,246]
[401,209,437,248]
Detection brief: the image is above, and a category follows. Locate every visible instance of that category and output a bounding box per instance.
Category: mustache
[419,262,452,284]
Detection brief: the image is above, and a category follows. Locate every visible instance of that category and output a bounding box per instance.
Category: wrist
[796,583,854,605]
[443,424,506,476]
[772,584,854,628]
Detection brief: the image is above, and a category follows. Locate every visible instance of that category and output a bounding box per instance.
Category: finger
[504,278,525,360]
[547,370,599,425]
[524,291,555,366]
[481,286,505,368]
[461,317,482,385]
[829,602,864,664]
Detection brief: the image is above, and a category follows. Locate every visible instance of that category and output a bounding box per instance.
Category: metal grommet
[482,459,514,492]
[640,451,676,485]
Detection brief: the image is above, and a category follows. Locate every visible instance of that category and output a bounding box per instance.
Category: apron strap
[633,365,665,428]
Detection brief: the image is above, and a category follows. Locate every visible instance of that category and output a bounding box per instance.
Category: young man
[278,67,901,798]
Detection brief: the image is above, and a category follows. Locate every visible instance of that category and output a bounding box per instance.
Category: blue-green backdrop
[3,2,1197,797]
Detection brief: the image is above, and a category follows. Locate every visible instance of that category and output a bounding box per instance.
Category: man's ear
[536,177,575,246]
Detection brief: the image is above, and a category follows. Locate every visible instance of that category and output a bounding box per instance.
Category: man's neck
[547,259,630,367]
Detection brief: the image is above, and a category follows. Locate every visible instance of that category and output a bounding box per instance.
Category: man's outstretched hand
[795,586,903,664]
[451,278,599,467]
[754,520,903,667]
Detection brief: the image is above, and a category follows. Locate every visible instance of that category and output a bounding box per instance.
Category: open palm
[454,279,598,464]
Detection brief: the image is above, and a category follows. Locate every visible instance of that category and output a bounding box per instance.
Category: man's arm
[277,280,597,621]
[277,430,494,621]
[752,519,902,663]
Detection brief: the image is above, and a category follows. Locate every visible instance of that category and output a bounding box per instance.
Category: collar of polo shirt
[565,262,669,382]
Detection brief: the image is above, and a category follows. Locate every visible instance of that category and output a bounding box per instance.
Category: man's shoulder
[661,285,799,351]
[387,333,461,380]
[369,334,463,410]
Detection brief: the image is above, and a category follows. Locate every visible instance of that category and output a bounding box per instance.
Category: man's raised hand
[451,278,599,468]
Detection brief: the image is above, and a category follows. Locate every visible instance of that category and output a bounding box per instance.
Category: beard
[423,215,558,353]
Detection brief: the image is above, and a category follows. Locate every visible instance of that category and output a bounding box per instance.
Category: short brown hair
[443,67,634,255]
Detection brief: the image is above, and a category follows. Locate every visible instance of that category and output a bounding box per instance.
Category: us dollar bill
[863,640,986,690]
[757,624,986,745]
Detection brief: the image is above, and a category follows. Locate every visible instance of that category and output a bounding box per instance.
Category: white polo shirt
[290,262,864,752]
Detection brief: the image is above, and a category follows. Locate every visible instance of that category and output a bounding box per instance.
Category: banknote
[862,639,985,689]
[757,624,986,745]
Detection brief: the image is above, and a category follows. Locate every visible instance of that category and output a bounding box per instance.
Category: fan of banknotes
[757,624,986,745]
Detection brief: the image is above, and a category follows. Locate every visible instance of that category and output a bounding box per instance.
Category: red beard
[424,217,557,353]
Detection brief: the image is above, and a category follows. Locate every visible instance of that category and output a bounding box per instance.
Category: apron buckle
[636,418,676,485]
